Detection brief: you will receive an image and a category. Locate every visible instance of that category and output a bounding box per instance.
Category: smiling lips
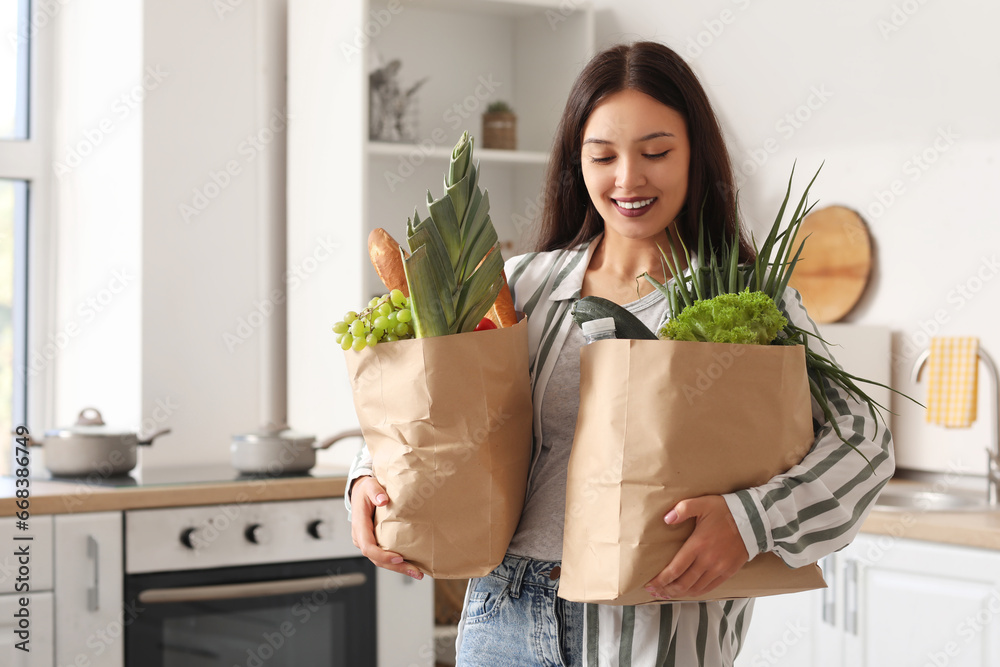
[612,196,657,217]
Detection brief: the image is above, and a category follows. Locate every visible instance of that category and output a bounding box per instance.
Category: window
[1,180,27,472]
[1,0,36,474]
[2,0,30,140]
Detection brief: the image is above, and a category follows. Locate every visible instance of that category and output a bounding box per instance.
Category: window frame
[0,0,57,465]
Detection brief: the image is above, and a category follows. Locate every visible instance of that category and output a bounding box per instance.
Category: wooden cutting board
[787,205,872,323]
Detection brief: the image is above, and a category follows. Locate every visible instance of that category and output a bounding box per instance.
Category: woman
[347,41,893,666]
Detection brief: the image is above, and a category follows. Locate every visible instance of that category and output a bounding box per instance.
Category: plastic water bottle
[582,317,616,344]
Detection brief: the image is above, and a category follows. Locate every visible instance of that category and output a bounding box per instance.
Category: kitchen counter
[862,506,1000,550]
[0,467,349,516]
[860,473,1000,550]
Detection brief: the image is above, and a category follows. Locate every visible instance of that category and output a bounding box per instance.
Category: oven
[123,498,377,666]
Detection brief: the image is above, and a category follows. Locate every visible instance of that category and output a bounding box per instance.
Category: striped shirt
[346,237,895,666]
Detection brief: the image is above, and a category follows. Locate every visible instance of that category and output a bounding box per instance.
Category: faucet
[912,347,1000,507]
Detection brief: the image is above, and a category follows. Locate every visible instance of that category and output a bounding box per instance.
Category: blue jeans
[455,554,584,667]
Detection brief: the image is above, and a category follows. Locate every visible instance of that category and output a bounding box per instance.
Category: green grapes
[333,291,415,351]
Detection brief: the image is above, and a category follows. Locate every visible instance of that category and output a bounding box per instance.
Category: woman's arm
[721,287,895,567]
[344,441,374,518]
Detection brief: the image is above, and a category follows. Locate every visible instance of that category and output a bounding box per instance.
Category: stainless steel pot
[230,425,363,475]
[30,407,171,477]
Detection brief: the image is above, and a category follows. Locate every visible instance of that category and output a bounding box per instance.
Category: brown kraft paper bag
[558,338,827,605]
[344,317,533,579]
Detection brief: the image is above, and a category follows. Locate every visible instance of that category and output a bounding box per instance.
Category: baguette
[485,270,518,328]
[368,228,409,296]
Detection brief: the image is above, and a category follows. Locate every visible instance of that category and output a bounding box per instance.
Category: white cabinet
[0,592,53,666]
[54,512,123,667]
[811,554,848,667]
[841,535,1000,667]
[737,535,1000,667]
[734,586,822,666]
[377,569,435,667]
[0,515,54,666]
[1,515,54,594]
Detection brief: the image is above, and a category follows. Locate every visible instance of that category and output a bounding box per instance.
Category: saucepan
[26,407,171,477]
[230,425,363,475]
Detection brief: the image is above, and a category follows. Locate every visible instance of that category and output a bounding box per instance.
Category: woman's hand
[644,495,748,599]
[350,475,424,580]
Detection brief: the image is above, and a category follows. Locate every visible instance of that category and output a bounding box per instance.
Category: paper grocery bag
[558,339,826,605]
[344,317,532,579]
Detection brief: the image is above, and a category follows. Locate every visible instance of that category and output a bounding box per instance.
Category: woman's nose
[615,156,646,190]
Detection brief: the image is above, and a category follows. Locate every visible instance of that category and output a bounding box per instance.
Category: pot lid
[231,423,316,446]
[43,407,139,439]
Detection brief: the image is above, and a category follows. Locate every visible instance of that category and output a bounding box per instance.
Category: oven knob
[180,527,204,550]
[245,523,271,545]
[307,519,331,540]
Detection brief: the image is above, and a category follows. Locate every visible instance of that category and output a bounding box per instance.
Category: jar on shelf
[482,101,517,150]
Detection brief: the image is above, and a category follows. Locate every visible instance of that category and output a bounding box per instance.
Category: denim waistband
[490,553,562,596]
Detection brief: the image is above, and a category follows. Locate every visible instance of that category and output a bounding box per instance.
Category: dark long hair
[536,41,754,262]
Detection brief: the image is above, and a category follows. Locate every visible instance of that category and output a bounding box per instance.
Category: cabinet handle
[821,555,836,626]
[87,535,99,612]
[845,559,859,636]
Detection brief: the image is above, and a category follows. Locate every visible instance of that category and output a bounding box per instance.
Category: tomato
[475,317,497,331]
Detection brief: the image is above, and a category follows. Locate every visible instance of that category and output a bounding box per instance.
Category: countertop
[0,466,349,517]
[862,507,1000,550]
[860,473,1000,551]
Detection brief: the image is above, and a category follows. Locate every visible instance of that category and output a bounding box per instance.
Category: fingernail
[407,570,423,580]
[391,556,404,564]
[645,586,668,600]
[664,510,679,524]
[375,493,388,505]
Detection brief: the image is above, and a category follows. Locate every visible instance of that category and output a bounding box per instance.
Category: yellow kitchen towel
[926,337,979,427]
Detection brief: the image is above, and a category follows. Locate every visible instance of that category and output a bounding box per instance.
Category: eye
[589,155,614,164]
[644,150,669,159]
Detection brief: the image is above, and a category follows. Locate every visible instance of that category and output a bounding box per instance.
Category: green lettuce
[658,289,788,345]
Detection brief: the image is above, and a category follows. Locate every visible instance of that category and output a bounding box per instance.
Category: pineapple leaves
[402,132,505,337]
[404,245,454,339]
[425,192,463,269]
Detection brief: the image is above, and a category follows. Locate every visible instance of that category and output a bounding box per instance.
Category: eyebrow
[582,132,675,146]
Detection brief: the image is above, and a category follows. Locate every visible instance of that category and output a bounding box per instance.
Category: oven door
[125,557,375,666]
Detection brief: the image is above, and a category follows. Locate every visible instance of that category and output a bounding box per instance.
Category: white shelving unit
[361,0,595,299]
[368,141,549,165]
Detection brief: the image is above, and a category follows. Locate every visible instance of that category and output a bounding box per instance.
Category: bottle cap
[581,317,616,336]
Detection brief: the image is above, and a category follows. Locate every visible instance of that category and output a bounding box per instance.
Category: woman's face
[580,89,690,244]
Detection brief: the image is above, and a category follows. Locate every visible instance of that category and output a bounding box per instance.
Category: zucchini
[571,296,657,340]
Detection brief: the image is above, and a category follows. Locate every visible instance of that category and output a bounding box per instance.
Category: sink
[874,486,993,513]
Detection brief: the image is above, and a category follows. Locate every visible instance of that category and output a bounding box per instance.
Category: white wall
[588,0,999,474]
[44,0,142,450]
[140,0,290,467]
[36,0,291,470]
[286,0,368,470]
